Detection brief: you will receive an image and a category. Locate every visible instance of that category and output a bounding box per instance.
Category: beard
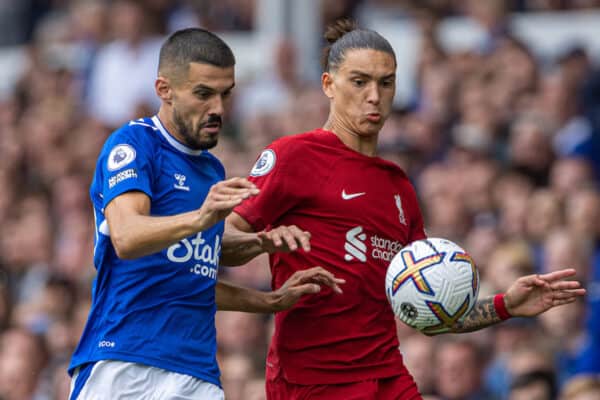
[172,108,220,150]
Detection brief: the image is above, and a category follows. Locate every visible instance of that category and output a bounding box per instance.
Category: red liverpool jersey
[234,129,427,385]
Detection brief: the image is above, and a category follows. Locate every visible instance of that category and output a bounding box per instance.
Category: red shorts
[266,373,422,400]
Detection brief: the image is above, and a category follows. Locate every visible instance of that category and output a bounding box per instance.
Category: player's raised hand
[198,177,259,227]
[504,268,586,317]
[258,225,311,253]
[269,267,346,311]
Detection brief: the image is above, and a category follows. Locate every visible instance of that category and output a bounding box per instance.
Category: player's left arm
[216,266,344,312]
[446,268,585,334]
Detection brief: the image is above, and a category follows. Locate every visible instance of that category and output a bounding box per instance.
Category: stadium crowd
[0,0,599,399]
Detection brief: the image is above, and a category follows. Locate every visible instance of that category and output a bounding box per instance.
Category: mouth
[366,113,382,123]
[201,122,221,135]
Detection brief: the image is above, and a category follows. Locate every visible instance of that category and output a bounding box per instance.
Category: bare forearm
[215,281,279,313]
[220,215,264,266]
[449,296,503,333]
[220,242,265,266]
[112,210,206,259]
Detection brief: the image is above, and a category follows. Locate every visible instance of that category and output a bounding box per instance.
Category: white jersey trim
[151,116,204,156]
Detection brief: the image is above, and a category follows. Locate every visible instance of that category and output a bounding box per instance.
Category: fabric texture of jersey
[69,116,225,387]
[235,129,427,385]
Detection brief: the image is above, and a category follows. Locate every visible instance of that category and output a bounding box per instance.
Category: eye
[352,78,366,87]
[381,79,394,88]
[222,90,232,99]
[195,91,212,100]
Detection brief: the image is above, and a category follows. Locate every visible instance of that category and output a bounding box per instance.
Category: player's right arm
[220,212,311,266]
[105,178,258,259]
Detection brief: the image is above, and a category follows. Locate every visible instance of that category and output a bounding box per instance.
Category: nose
[366,82,380,105]
[209,95,225,116]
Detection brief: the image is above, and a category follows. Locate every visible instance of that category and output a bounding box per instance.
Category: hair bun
[324,19,357,44]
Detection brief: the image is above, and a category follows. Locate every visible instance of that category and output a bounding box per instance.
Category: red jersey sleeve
[407,183,427,242]
[234,140,306,231]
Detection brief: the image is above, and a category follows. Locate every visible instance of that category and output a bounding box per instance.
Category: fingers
[294,266,345,294]
[554,288,586,298]
[538,268,577,282]
[289,283,321,296]
[551,297,578,307]
[259,225,311,252]
[221,177,260,191]
[211,178,259,199]
[550,280,583,291]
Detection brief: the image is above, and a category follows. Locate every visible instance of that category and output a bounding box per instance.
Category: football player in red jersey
[222,20,586,400]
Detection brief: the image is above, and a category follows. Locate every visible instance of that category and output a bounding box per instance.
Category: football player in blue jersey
[68,28,343,400]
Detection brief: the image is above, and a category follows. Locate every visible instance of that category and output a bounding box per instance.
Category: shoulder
[378,157,410,179]
[267,129,328,156]
[249,130,324,176]
[101,118,160,163]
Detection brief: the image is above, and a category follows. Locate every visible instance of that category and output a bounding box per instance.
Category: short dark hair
[158,28,235,79]
[510,370,557,399]
[321,19,396,72]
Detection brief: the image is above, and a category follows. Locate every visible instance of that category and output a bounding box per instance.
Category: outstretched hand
[505,268,586,317]
[269,267,345,311]
[258,225,311,253]
[199,178,259,228]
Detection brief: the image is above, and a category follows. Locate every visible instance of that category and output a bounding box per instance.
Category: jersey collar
[151,115,204,156]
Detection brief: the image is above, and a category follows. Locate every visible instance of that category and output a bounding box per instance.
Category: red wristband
[494,293,512,320]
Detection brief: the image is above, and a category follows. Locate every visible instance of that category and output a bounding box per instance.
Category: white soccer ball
[385,238,479,334]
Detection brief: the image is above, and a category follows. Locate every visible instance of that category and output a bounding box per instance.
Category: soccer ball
[385,238,479,334]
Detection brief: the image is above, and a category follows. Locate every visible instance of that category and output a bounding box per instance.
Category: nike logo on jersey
[342,190,366,200]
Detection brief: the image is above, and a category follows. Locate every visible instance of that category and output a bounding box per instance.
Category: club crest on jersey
[107,144,136,171]
[394,194,407,225]
[250,149,276,177]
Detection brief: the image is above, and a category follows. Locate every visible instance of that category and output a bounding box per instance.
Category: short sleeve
[99,129,154,209]
[234,142,303,231]
[407,184,427,242]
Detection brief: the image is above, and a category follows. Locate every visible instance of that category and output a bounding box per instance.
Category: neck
[157,107,182,142]
[323,116,378,157]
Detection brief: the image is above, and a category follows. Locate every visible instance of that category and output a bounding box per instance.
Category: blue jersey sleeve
[99,126,155,208]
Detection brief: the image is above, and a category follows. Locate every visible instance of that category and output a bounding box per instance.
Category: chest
[152,151,222,215]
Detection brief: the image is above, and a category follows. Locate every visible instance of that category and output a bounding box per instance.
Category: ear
[322,72,334,99]
[155,76,173,104]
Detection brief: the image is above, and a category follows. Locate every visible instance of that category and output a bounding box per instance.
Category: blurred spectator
[435,338,496,400]
[508,113,556,187]
[0,3,599,398]
[86,0,163,127]
[0,327,48,400]
[486,240,535,292]
[400,333,436,395]
[559,375,600,400]
[509,369,557,400]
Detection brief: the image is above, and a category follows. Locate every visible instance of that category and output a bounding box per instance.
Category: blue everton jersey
[69,116,226,386]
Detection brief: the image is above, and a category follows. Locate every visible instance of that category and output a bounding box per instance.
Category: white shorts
[69,360,225,400]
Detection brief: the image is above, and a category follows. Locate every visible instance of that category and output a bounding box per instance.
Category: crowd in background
[0,0,600,399]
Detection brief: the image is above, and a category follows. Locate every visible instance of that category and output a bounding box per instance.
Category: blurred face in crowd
[109,0,144,42]
[510,381,552,400]
[509,118,554,171]
[322,48,396,138]
[525,189,562,242]
[436,341,481,399]
[550,157,594,199]
[157,62,235,150]
[566,188,600,238]
[400,334,435,394]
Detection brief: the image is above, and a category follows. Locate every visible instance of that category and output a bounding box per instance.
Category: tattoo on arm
[451,296,503,333]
